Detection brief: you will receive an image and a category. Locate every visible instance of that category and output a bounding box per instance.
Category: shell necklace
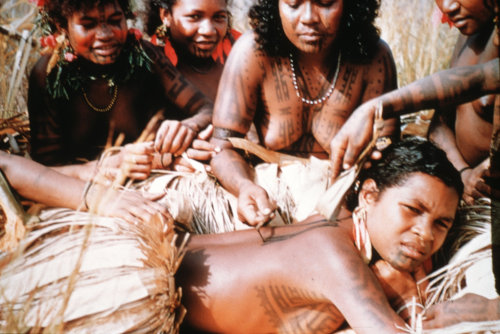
[289,51,341,105]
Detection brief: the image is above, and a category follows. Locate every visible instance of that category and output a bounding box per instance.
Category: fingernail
[214,146,221,153]
[343,163,350,170]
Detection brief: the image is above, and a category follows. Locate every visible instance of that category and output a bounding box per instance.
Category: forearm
[429,118,469,170]
[380,60,499,119]
[210,148,255,196]
[181,104,213,133]
[1,153,85,209]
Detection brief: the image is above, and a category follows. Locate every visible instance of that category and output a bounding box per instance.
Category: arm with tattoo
[143,41,213,154]
[210,32,276,226]
[330,59,500,178]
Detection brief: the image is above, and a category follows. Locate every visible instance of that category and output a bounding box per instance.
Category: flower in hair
[64,52,77,62]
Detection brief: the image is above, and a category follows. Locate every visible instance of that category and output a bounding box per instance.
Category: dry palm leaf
[316,102,385,221]
[0,208,187,334]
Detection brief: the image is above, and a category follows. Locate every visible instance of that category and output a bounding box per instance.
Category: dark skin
[178,216,407,334]
[209,0,398,227]
[28,0,212,181]
[429,0,498,204]
[331,1,499,205]
[177,172,459,333]
[0,151,170,224]
[330,59,500,178]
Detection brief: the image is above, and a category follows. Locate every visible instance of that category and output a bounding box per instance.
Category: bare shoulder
[29,55,50,88]
[223,30,270,76]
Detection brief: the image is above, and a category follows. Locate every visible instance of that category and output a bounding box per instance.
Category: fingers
[197,124,214,140]
[122,143,155,180]
[330,137,347,180]
[238,187,276,227]
[154,120,196,155]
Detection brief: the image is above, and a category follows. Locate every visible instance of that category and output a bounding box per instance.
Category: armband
[213,127,245,140]
[459,166,472,175]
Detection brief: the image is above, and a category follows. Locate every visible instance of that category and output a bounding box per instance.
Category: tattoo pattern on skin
[273,58,290,103]
[336,65,358,104]
[279,118,296,147]
[213,127,245,140]
[255,284,343,333]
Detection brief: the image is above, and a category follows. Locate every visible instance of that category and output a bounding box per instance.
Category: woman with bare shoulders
[428,0,498,204]
[143,0,241,167]
[0,138,464,333]
[209,0,399,227]
[28,0,213,181]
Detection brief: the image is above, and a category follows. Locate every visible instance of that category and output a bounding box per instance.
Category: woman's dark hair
[144,0,232,37]
[248,0,381,62]
[346,137,464,211]
[46,0,134,29]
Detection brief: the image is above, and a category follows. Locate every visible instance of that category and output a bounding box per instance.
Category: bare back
[178,216,405,333]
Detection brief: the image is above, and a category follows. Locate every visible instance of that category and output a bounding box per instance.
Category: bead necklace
[82,84,118,112]
[289,51,341,105]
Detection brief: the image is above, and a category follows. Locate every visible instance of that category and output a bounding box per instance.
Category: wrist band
[459,166,472,175]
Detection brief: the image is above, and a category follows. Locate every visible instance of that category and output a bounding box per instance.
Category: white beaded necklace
[289,51,341,105]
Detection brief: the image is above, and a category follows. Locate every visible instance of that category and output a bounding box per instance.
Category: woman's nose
[412,219,434,242]
[299,1,320,25]
[198,19,217,36]
[439,0,460,15]
[96,24,113,39]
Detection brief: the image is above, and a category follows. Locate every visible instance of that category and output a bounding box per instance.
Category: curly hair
[345,137,463,211]
[144,0,232,37]
[45,0,134,30]
[248,0,381,62]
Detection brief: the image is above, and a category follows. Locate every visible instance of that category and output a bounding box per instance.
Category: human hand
[170,125,219,173]
[330,100,379,179]
[120,142,155,180]
[154,119,197,156]
[88,185,171,225]
[423,294,499,329]
[237,181,276,227]
[461,159,491,204]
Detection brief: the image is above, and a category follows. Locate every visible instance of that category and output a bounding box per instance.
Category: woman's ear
[159,8,171,28]
[358,179,379,208]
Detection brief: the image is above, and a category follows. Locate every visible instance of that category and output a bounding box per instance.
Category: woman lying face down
[177,137,463,333]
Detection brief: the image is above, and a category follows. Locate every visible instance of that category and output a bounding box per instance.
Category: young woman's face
[65,0,128,65]
[435,0,494,35]
[279,0,343,54]
[363,173,459,273]
[163,0,229,58]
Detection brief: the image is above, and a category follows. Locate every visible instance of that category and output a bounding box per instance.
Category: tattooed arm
[210,32,277,226]
[178,215,407,333]
[330,59,500,178]
[144,41,213,156]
